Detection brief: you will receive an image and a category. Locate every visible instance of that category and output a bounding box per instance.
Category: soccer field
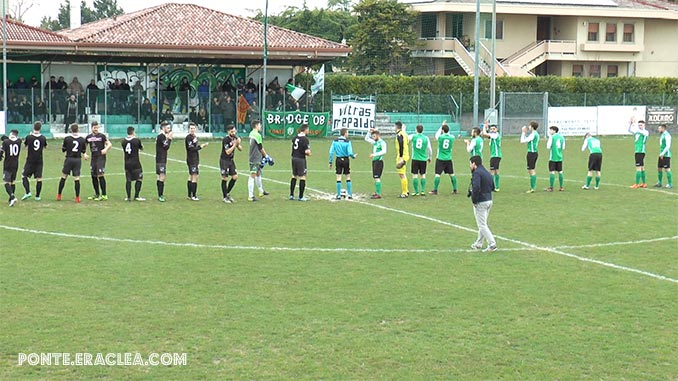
[1,132,676,380]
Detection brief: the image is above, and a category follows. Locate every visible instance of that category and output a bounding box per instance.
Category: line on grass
[555,235,678,249]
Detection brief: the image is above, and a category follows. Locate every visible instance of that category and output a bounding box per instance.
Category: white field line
[0,224,524,254]
[555,236,678,249]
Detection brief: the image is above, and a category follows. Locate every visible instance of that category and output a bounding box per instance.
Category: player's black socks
[134,181,142,198]
[221,180,228,197]
[125,181,132,199]
[187,181,191,197]
[58,178,66,195]
[99,177,107,196]
[74,180,80,197]
[157,180,163,197]
[290,178,297,197]
[192,182,198,197]
[36,181,42,197]
[11,184,15,194]
[299,180,306,198]
[4,183,12,198]
[227,178,236,194]
[22,177,30,194]
[92,176,100,196]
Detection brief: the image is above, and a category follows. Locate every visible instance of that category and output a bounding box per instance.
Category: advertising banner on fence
[597,106,646,135]
[332,101,376,131]
[646,106,676,126]
[263,111,329,138]
[547,106,597,136]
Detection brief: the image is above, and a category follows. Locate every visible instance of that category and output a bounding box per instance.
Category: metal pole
[472,0,481,128]
[2,3,8,133]
[490,0,497,110]
[261,0,269,136]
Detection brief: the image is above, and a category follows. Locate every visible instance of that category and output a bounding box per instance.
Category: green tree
[254,5,356,44]
[40,0,124,31]
[348,0,418,75]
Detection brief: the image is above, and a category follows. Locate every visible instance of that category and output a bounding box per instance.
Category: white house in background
[407,0,678,77]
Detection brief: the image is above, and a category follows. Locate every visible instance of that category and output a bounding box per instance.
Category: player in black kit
[122,126,145,201]
[155,121,173,202]
[85,121,112,201]
[185,122,208,201]
[57,123,89,203]
[1,130,22,206]
[220,124,241,203]
[289,123,312,201]
[21,122,48,201]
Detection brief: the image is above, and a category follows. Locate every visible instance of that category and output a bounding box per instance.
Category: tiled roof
[60,3,349,51]
[5,16,71,43]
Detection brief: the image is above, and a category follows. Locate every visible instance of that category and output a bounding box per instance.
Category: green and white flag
[311,65,325,96]
[286,83,306,101]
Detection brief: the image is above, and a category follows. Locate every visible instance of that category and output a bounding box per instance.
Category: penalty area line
[555,235,678,249]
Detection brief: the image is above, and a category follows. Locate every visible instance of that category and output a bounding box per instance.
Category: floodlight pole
[2,1,8,133]
[472,0,481,128]
[490,0,497,110]
[261,0,269,135]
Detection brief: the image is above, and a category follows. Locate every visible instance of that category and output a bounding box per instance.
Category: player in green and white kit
[520,121,540,193]
[430,122,458,194]
[365,128,387,199]
[409,124,432,196]
[654,124,672,188]
[546,126,566,192]
[581,133,602,190]
[481,121,502,191]
[465,127,483,158]
[628,118,649,188]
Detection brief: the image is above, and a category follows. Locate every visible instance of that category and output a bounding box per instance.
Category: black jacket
[471,164,494,204]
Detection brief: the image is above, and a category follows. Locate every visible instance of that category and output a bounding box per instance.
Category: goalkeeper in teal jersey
[481,121,502,191]
[545,126,566,192]
[581,133,602,190]
[329,128,357,199]
[520,121,540,193]
[409,124,432,196]
[365,129,387,199]
[464,127,483,158]
[628,118,649,188]
[429,122,458,194]
[654,124,673,188]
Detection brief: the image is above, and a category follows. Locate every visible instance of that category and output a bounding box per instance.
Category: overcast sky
[18,0,330,27]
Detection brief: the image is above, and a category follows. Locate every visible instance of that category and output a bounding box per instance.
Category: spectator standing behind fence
[18,96,32,124]
[44,76,57,121]
[68,77,84,98]
[55,76,68,116]
[63,95,78,133]
[222,95,236,130]
[179,78,190,113]
[86,79,99,114]
[210,97,223,133]
[198,80,209,107]
[34,98,47,123]
[164,81,177,112]
[29,76,40,89]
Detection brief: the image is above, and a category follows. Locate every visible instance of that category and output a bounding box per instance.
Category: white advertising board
[547,106,597,136]
[596,106,646,135]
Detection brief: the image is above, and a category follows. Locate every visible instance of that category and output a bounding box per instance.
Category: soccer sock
[248,177,255,197]
[641,170,646,184]
[58,178,66,195]
[125,181,132,199]
[256,175,263,192]
[227,178,236,194]
[452,175,457,191]
[4,183,12,198]
[549,173,555,188]
[586,176,592,187]
[299,179,306,198]
[222,180,228,197]
[36,181,42,197]
[11,184,15,194]
[595,176,601,187]
[290,178,297,197]
[74,180,80,197]
[336,181,342,196]
[192,182,198,197]
[658,171,663,184]
[433,176,440,191]
[400,177,408,195]
[22,177,30,194]
[635,171,641,184]
[346,180,352,196]
[558,173,564,188]
[99,177,107,196]
[667,171,673,185]
[187,181,191,197]
[421,178,426,192]
[530,175,536,190]
[92,176,100,196]
[375,180,382,195]
[134,181,142,198]
[413,178,419,194]
[157,180,163,197]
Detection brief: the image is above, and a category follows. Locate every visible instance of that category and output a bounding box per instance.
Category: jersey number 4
[125,143,132,154]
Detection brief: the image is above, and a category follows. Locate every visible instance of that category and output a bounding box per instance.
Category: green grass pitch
[1,132,676,380]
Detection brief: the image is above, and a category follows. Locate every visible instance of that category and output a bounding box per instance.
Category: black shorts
[187,162,199,175]
[62,157,82,177]
[548,161,563,172]
[335,157,350,175]
[3,168,18,183]
[292,157,307,177]
[635,153,645,167]
[410,159,427,175]
[489,157,501,171]
[22,161,43,179]
[372,160,384,179]
[435,159,453,175]
[526,152,539,170]
[658,157,671,169]
[90,155,106,176]
[220,158,237,177]
[125,166,143,182]
[156,162,167,175]
[588,153,603,171]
